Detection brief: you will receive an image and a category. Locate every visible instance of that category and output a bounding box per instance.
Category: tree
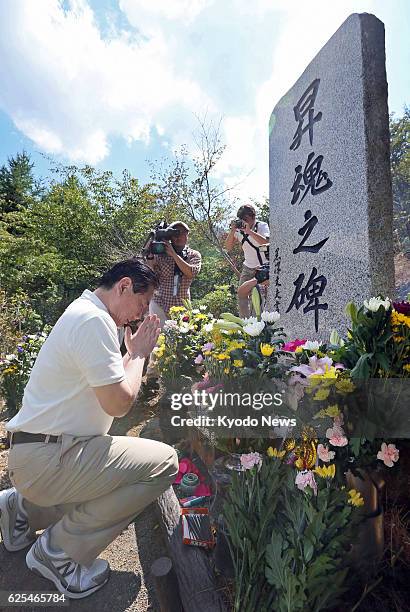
[150,116,244,276]
[0,151,38,216]
[0,161,161,325]
[390,107,410,255]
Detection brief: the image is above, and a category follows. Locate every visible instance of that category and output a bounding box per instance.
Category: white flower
[199,305,208,311]
[192,309,200,314]
[303,340,320,351]
[363,296,391,312]
[261,311,280,323]
[243,321,265,336]
[242,316,258,325]
[5,354,17,361]
[179,324,190,334]
[164,319,178,330]
[203,322,214,333]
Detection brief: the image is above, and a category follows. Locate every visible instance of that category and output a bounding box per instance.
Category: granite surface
[268,13,395,341]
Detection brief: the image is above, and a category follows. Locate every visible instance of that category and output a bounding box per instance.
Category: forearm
[225,230,236,251]
[123,353,145,402]
[247,230,270,245]
[172,253,196,278]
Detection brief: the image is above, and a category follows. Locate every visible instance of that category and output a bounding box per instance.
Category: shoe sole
[0,490,35,552]
[26,546,110,599]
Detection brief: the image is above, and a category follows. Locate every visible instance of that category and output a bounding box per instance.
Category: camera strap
[240,222,267,265]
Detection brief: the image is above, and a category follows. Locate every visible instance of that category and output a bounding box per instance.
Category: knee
[152,442,179,484]
[165,446,179,483]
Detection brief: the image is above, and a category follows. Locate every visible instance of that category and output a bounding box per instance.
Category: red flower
[393,301,410,316]
[182,315,190,322]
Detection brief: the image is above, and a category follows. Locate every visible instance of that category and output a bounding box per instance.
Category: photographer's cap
[169,221,190,232]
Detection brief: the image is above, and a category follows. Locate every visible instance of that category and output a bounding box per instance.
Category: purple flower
[393,301,410,315]
[194,354,204,365]
[17,346,24,353]
[202,342,214,352]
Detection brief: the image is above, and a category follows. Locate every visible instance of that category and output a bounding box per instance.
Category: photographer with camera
[225,204,270,317]
[144,221,202,327]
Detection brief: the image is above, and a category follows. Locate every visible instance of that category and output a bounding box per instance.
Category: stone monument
[268,13,395,341]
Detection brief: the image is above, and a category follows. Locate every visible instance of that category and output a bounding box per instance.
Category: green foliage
[0,331,48,416]
[223,460,289,611]
[193,284,238,318]
[224,461,359,612]
[390,107,410,254]
[333,301,409,378]
[0,289,42,356]
[0,151,39,216]
[265,484,355,612]
[0,161,161,324]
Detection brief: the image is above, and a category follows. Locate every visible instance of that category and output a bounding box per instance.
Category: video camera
[254,264,270,284]
[142,222,181,257]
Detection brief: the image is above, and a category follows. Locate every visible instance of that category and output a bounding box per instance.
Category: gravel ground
[0,394,166,612]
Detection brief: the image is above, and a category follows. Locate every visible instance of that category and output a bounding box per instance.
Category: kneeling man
[0,259,178,599]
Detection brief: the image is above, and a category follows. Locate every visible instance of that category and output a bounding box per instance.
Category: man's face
[113,278,155,326]
[242,212,255,227]
[170,228,189,250]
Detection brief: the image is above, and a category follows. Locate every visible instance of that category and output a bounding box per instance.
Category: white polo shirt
[235,220,270,269]
[7,290,125,437]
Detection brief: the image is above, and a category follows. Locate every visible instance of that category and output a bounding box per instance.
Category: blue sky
[0,0,408,200]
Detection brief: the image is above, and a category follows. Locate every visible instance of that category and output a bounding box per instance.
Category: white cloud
[0,0,397,204]
[0,0,209,164]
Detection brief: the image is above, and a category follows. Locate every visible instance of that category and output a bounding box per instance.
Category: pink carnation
[377,442,399,467]
[282,339,307,352]
[240,452,263,471]
[326,415,348,447]
[317,443,335,462]
[295,470,317,495]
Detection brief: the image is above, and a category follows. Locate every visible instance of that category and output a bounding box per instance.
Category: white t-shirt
[235,220,270,269]
[7,290,125,436]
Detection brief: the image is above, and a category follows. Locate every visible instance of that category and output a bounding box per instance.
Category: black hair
[98,258,159,293]
[237,204,256,218]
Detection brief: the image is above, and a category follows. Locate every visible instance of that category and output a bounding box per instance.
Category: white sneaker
[0,488,36,552]
[26,528,110,599]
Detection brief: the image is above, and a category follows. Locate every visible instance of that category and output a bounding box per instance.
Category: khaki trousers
[238,265,258,318]
[8,434,178,566]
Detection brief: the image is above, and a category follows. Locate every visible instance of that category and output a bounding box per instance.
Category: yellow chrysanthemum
[215,353,229,360]
[267,446,286,459]
[203,350,212,356]
[348,489,364,507]
[313,387,331,401]
[233,360,244,367]
[391,310,410,329]
[314,464,336,479]
[224,367,230,374]
[194,313,208,320]
[403,364,410,373]
[169,306,186,314]
[295,346,303,353]
[314,404,340,419]
[335,378,355,393]
[260,343,275,357]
